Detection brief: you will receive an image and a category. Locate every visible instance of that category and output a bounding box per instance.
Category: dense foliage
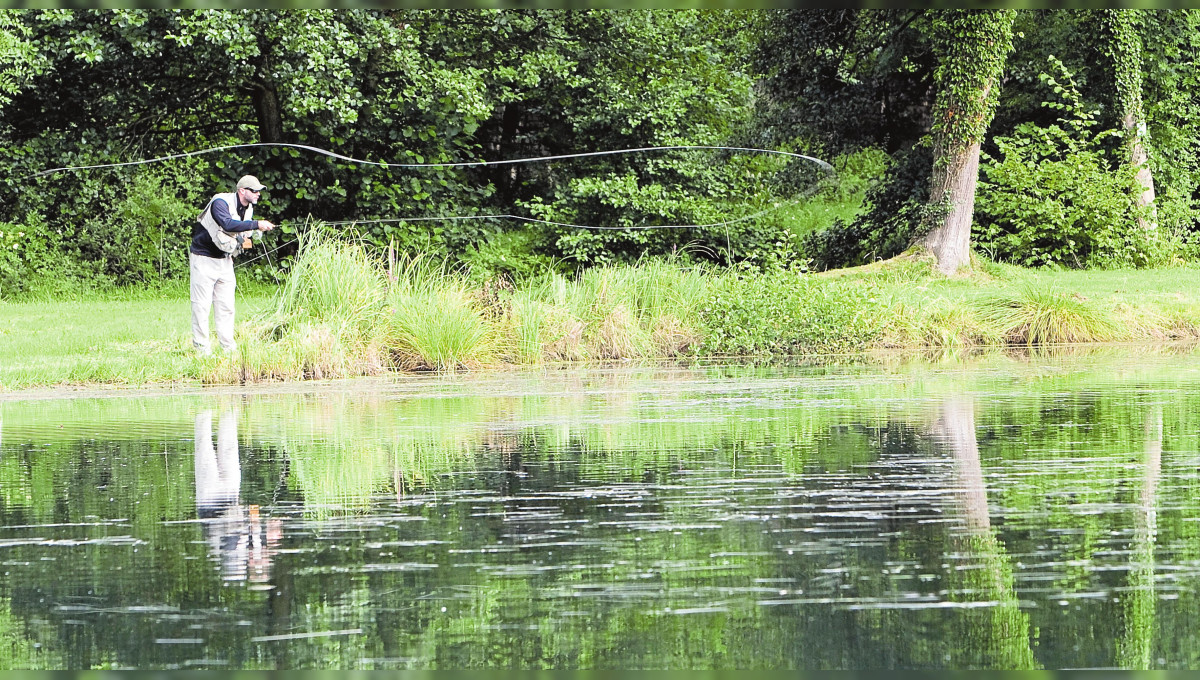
[1,9,793,296]
[1,9,1198,296]
[974,58,1167,268]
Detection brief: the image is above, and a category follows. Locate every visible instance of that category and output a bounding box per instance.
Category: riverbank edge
[5,255,1200,394]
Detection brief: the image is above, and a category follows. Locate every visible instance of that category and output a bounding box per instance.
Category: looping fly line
[23,142,834,232]
[321,202,789,232]
[25,142,833,178]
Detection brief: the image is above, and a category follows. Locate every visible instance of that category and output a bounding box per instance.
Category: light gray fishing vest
[197,192,254,256]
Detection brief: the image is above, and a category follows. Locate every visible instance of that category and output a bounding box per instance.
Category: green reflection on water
[1,350,1200,668]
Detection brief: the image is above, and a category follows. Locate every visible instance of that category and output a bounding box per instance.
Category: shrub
[974,57,1173,269]
[801,145,932,271]
[457,228,564,283]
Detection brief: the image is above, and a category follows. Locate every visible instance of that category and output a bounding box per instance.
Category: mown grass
[5,238,1200,391]
[0,290,274,390]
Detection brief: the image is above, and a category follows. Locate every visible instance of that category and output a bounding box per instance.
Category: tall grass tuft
[387,255,496,370]
[504,296,584,363]
[509,260,709,360]
[237,225,390,381]
[977,285,1119,345]
[882,298,1002,348]
[272,226,385,333]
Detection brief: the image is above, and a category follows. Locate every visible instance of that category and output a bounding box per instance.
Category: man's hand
[258,220,275,231]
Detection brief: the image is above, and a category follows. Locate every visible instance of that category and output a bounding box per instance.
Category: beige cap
[236,175,266,192]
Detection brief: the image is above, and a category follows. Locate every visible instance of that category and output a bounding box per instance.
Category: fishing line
[320,200,793,231]
[22,142,833,179]
[235,238,292,268]
[234,190,808,268]
[24,141,834,254]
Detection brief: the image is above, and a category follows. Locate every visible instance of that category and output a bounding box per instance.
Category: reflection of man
[194,410,281,583]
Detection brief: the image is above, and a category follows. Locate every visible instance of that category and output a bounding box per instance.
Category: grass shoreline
[4,242,1200,393]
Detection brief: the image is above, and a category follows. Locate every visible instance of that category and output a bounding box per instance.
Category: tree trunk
[251,82,284,144]
[497,102,522,200]
[1100,9,1157,231]
[1124,106,1157,230]
[249,35,284,144]
[921,10,1014,275]
[924,137,983,275]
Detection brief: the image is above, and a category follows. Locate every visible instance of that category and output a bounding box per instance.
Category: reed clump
[207,229,391,383]
[387,255,497,371]
[220,229,719,381]
[501,260,712,362]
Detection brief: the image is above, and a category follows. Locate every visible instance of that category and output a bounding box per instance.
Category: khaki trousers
[190,251,236,353]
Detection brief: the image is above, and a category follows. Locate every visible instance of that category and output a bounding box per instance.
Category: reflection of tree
[194,411,281,583]
[1117,407,1162,669]
[932,397,1039,670]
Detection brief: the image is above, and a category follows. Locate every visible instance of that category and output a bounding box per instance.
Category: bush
[974,125,1146,268]
[2,160,209,295]
[974,58,1174,269]
[527,149,812,270]
[457,228,564,283]
[0,212,102,299]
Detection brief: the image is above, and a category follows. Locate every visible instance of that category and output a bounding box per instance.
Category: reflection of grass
[264,394,490,515]
[0,596,63,669]
[945,533,1039,670]
[286,438,390,516]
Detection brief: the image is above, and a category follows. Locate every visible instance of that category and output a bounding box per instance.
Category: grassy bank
[4,235,1200,391]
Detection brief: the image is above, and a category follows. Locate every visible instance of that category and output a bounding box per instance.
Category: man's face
[239,187,261,205]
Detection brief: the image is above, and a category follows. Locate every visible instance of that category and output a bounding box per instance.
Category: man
[190,174,275,355]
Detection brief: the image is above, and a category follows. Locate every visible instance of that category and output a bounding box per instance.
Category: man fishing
[189,174,275,355]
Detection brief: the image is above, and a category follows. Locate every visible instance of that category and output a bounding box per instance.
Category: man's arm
[210,201,262,233]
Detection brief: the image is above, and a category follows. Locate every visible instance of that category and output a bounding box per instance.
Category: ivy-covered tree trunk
[923,10,1015,275]
[1098,9,1157,231]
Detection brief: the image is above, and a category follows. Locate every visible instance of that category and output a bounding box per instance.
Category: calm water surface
[3,350,1200,669]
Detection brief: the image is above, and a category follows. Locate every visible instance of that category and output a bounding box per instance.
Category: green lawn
[0,290,274,390]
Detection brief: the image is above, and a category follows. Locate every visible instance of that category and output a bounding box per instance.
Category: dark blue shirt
[190,196,260,258]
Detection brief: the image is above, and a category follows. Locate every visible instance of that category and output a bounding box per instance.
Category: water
[2,349,1200,669]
